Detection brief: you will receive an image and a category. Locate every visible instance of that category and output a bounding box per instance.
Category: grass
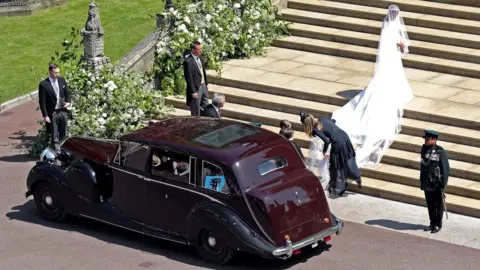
[0,0,167,104]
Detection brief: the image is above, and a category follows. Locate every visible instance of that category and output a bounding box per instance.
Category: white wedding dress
[332,5,414,169]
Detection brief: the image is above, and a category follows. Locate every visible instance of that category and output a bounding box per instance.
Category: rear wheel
[196,229,235,265]
[33,182,67,222]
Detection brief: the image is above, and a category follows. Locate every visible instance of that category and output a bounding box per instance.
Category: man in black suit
[38,63,71,149]
[183,41,209,116]
[202,93,225,118]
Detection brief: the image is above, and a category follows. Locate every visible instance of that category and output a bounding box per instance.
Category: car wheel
[196,229,235,265]
[33,182,67,222]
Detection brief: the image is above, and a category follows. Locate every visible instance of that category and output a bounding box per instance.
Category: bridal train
[332,5,414,169]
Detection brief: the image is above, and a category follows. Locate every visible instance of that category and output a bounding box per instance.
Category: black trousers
[45,109,68,146]
[425,189,444,228]
[189,84,208,116]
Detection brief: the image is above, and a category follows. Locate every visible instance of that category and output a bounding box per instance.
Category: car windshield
[193,124,260,147]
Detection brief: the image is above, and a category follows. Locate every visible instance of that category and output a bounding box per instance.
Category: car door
[108,140,150,225]
[145,147,228,236]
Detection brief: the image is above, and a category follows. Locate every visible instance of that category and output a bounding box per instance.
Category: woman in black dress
[300,112,362,196]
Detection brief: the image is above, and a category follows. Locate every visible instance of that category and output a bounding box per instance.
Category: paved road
[0,101,479,270]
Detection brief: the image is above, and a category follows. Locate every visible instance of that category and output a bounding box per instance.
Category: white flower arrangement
[153,0,290,96]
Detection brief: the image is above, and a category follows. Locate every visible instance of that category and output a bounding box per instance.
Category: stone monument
[81,1,110,70]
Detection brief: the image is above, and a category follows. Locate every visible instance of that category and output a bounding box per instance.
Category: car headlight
[40,147,57,163]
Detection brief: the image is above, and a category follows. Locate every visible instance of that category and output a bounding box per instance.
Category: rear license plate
[311,242,318,248]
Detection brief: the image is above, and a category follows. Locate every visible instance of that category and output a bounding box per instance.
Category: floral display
[29,29,173,156]
[154,0,290,95]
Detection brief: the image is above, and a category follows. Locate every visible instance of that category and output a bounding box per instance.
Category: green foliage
[153,0,290,96]
[29,28,173,156]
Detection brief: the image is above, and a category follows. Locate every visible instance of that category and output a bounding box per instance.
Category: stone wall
[0,0,67,17]
[118,28,163,73]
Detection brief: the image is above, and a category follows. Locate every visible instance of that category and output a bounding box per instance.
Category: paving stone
[404,96,452,114]
[265,47,307,60]
[218,66,268,82]
[257,59,305,73]
[426,74,470,86]
[448,90,480,105]
[225,56,278,69]
[289,51,346,67]
[435,103,480,121]
[286,64,355,82]
[456,78,480,91]
[251,72,299,88]
[409,81,464,100]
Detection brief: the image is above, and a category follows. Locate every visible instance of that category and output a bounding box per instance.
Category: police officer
[420,130,450,233]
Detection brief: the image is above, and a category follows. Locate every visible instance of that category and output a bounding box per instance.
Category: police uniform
[420,130,450,233]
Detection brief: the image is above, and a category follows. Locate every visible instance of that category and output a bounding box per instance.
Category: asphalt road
[0,101,478,270]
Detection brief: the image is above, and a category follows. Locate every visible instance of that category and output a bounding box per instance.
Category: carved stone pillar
[81,1,110,70]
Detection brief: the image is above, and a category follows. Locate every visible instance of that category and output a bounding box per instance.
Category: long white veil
[305,136,330,191]
[332,5,414,169]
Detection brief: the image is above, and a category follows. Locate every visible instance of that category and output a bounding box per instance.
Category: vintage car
[25,117,343,264]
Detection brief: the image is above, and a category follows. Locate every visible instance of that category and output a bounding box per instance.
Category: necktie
[53,80,59,95]
[196,57,205,84]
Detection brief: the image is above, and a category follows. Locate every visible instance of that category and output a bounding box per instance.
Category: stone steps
[164,107,480,218]
[162,0,480,218]
[288,23,480,64]
[207,67,480,143]
[325,0,480,20]
[424,0,480,8]
[288,0,480,35]
[274,31,480,79]
[280,8,480,49]
[164,91,480,183]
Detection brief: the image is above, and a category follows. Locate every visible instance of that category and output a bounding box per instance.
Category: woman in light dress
[301,112,362,196]
[331,5,414,169]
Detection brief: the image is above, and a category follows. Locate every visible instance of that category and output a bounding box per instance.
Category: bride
[332,5,414,169]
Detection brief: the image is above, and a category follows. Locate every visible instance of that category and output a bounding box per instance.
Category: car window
[201,161,229,194]
[150,147,192,184]
[113,141,127,165]
[123,142,149,172]
[194,124,261,147]
[258,157,287,176]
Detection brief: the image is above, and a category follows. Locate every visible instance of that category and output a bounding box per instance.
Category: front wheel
[196,229,235,265]
[33,182,67,222]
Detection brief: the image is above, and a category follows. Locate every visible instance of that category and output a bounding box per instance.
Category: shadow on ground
[9,130,36,150]
[6,200,333,269]
[365,219,426,231]
[336,90,362,100]
[0,131,37,163]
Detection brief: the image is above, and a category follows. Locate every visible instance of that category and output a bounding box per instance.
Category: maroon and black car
[25,117,344,264]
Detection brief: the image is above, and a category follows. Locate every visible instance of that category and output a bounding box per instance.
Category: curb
[0,90,38,113]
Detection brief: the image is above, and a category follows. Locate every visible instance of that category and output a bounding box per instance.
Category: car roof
[121,117,285,166]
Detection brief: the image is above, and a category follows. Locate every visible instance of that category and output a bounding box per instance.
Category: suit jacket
[183,54,208,106]
[202,104,220,118]
[38,77,70,118]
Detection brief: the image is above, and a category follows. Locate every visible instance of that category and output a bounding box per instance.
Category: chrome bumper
[272,217,344,258]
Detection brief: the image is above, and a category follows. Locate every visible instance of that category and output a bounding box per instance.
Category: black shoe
[338,182,349,196]
[424,225,434,231]
[431,226,441,233]
[356,178,362,189]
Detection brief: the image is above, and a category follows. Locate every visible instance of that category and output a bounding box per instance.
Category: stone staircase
[165,0,480,218]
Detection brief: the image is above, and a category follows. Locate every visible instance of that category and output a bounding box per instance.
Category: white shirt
[49,77,61,109]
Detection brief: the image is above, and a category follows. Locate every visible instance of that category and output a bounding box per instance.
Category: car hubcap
[208,236,216,247]
[45,195,53,206]
[40,187,59,214]
[202,231,223,255]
